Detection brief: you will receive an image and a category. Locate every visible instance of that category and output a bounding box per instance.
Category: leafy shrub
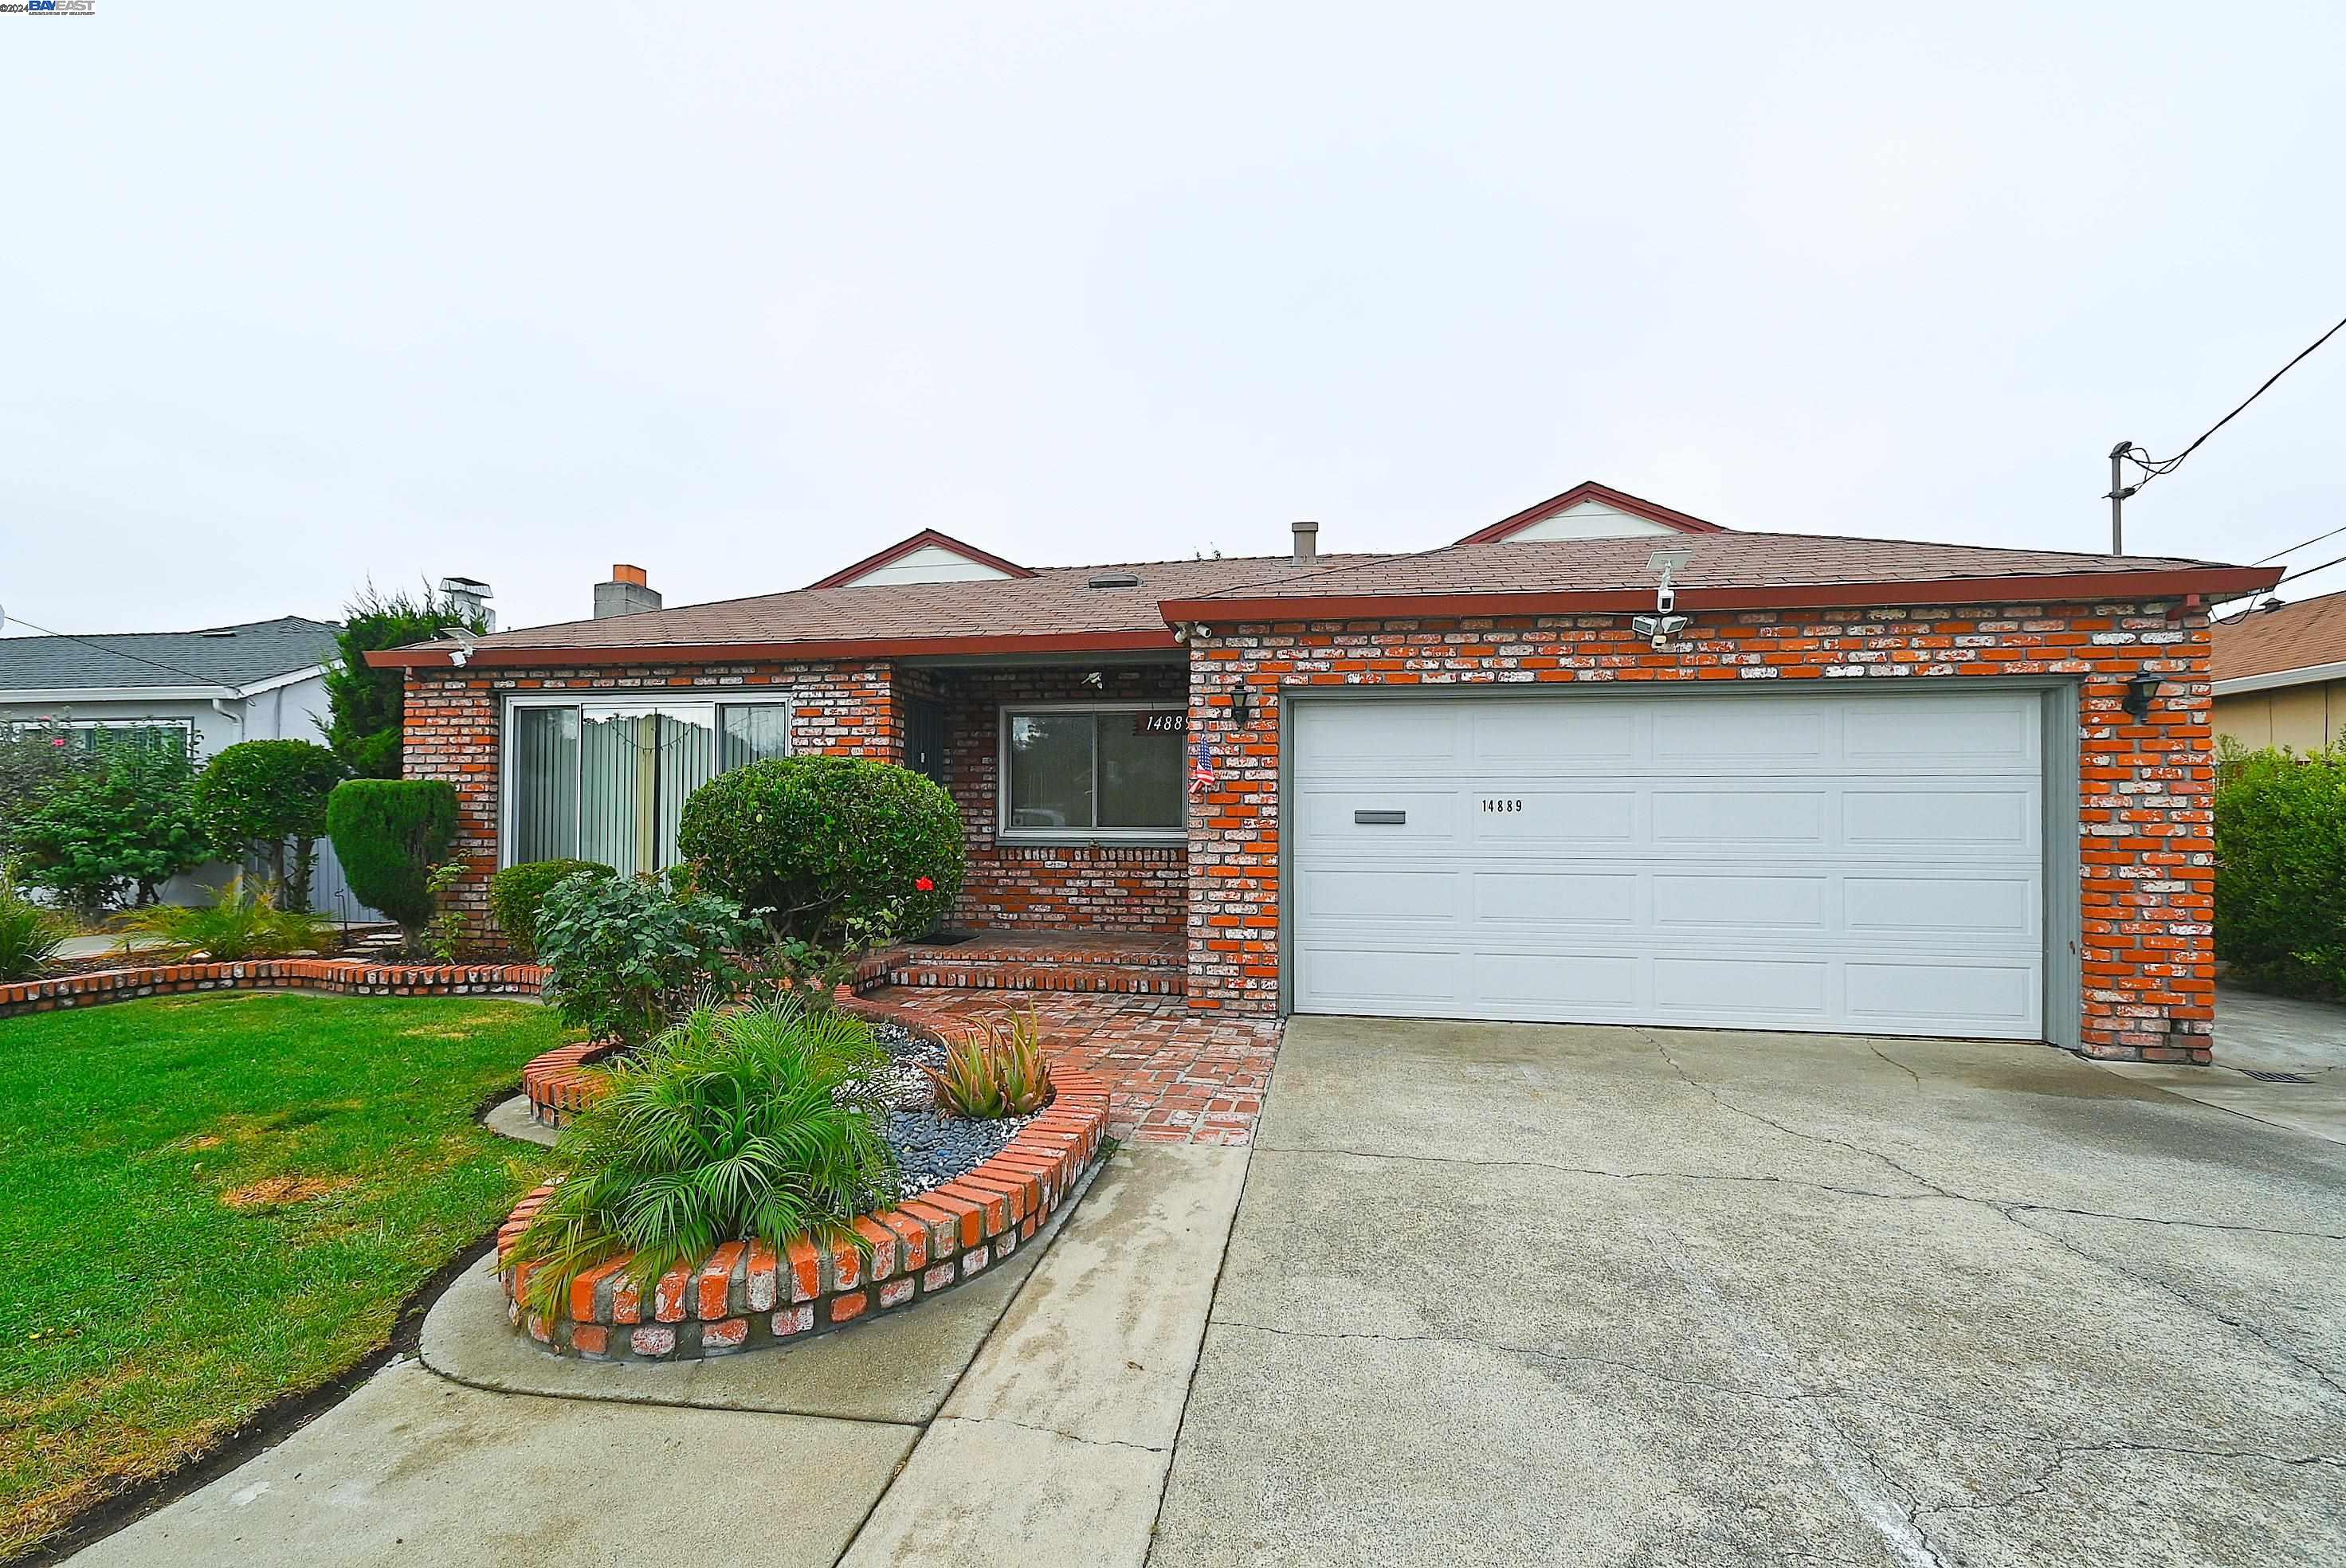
[121,874,333,962]
[677,756,963,947]
[535,871,752,1049]
[324,779,457,951]
[488,859,614,960]
[508,998,896,1313]
[2215,743,2346,996]
[321,581,495,779]
[16,733,208,914]
[192,739,347,911]
[0,721,86,865]
[0,880,69,981]
[424,860,468,962]
[924,1009,1053,1118]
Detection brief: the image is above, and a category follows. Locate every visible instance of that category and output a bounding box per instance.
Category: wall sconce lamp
[2121,672,2163,722]
[1229,685,1253,726]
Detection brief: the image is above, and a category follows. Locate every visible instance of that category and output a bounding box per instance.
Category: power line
[0,611,259,691]
[2254,518,2346,565]
[2120,312,2346,491]
[2212,550,2346,622]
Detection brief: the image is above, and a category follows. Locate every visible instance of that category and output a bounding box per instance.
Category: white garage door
[1290,689,2046,1039]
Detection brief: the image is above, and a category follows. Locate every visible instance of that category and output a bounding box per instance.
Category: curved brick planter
[0,958,549,1020]
[495,1064,1111,1360]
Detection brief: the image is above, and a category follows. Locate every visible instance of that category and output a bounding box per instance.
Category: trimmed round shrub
[194,739,347,908]
[488,859,615,959]
[2215,745,2346,996]
[677,756,963,944]
[324,778,457,935]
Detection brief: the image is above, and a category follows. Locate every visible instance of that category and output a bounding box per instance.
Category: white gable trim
[838,543,1018,587]
[1501,500,1677,542]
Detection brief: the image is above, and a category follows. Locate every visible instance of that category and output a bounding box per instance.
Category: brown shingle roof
[2211,590,2346,685]
[1160,532,2277,620]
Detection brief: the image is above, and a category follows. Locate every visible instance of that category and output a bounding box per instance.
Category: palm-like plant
[0,878,70,981]
[510,998,898,1315]
[120,874,333,961]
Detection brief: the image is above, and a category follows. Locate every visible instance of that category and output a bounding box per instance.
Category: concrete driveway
[1152,1017,2346,1568]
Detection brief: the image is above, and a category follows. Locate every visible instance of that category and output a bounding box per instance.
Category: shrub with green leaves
[192,739,347,911]
[323,779,457,952]
[0,880,70,981]
[320,581,495,779]
[16,733,208,913]
[508,998,896,1314]
[2215,743,2346,996]
[535,870,752,1049]
[677,756,963,947]
[488,859,615,960]
[121,874,334,962]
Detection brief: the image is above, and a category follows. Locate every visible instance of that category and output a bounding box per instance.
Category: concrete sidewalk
[2095,986,2346,1143]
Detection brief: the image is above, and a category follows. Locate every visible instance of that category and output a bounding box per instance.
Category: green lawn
[0,992,572,1560]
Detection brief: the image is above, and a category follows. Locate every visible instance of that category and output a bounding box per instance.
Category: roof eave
[1159,565,2284,624]
[366,628,1183,671]
[2212,657,2346,697]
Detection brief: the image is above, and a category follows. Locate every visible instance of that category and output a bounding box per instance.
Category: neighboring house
[2210,589,2346,751]
[0,615,379,916]
[371,481,2279,1062]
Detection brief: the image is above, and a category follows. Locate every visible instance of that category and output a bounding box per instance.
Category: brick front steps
[0,958,549,1020]
[881,930,1187,997]
[496,1064,1112,1361]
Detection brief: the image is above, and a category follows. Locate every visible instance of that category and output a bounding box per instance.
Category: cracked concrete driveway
[1151,1017,2346,1568]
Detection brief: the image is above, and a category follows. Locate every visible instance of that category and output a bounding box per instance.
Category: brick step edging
[0,958,550,1021]
[497,1065,1112,1361]
[884,959,1185,996]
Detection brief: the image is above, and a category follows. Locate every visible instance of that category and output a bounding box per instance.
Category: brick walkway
[856,986,1281,1146]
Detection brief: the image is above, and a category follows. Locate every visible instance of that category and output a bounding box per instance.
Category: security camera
[438,625,480,668]
[1631,613,1690,648]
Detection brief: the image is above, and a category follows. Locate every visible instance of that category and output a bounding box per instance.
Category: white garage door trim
[1279,680,2082,1047]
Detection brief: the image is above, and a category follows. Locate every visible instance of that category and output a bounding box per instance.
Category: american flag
[1188,737,1217,796]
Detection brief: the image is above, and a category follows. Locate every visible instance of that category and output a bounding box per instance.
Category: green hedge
[193,739,347,910]
[488,859,614,960]
[2214,745,2346,996]
[676,756,963,945]
[324,780,457,936]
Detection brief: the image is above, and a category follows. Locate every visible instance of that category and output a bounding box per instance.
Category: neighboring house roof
[806,529,1041,590]
[2211,590,2346,694]
[1451,480,1729,544]
[0,616,343,699]
[1159,533,2276,621]
[367,484,2280,670]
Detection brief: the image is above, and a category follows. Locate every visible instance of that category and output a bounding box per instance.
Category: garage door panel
[1297,867,1463,922]
[1844,876,2035,938]
[1843,695,2036,770]
[1651,872,1828,930]
[1650,788,1827,845]
[1653,956,1830,1016]
[1843,961,2036,1030]
[1469,702,1635,764]
[1465,790,1635,845]
[1292,689,2047,1041]
[1843,788,2032,849]
[1471,870,1637,924]
[1652,701,1828,762]
[1471,952,1641,1009]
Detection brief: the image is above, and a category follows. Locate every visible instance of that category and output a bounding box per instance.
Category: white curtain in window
[510,706,580,861]
[656,709,717,868]
[580,708,645,875]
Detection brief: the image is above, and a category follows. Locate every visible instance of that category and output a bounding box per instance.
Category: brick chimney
[1291,520,1319,565]
[594,563,662,620]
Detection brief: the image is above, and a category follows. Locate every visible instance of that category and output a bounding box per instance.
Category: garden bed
[495,1062,1111,1362]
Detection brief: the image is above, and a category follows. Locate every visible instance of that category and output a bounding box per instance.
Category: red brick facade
[1182,600,2216,1062]
[402,657,1187,945]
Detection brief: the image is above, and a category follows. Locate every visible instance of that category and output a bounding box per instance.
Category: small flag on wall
[1189,737,1218,796]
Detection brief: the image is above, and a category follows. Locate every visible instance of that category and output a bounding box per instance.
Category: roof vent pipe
[1291,520,1319,566]
[594,564,663,620]
[439,576,496,633]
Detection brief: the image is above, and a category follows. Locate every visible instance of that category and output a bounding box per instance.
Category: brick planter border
[0,958,550,1021]
[495,1064,1112,1361]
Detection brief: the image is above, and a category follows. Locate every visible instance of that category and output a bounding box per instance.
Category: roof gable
[806,529,1038,590]
[1456,481,1729,545]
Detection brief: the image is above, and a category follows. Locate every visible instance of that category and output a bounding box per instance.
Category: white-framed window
[10,718,200,758]
[998,702,1187,842]
[501,692,793,873]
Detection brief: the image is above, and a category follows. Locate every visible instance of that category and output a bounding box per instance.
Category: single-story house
[0,614,377,914]
[2211,589,2346,752]
[371,483,2281,1062]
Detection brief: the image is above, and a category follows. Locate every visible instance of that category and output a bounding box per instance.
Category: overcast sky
[3,4,2340,637]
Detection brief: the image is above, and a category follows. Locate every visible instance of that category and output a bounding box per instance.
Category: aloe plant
[120,875,332,962]
[924,1009,1053,1119]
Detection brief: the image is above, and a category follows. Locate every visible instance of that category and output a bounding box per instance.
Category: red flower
[915,876,935,892]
